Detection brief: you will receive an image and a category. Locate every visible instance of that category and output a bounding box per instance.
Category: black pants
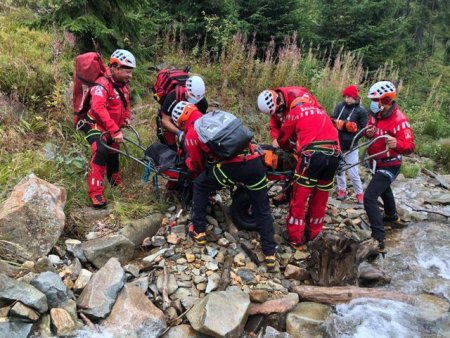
[363,165,400,243]
[191,157,276,255]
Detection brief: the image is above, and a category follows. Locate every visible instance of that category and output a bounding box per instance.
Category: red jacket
[88,69,130,136]
[269,86,321,140]
[278,103,339,155]
[184,112,260,177]
[365,104,415,167]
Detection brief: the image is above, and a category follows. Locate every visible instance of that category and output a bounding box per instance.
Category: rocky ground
[0,170,449,338]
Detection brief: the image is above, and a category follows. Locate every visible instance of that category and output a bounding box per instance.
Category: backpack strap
[112,82,128,110]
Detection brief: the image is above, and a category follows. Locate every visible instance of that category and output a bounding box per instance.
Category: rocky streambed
[0,171,449,338]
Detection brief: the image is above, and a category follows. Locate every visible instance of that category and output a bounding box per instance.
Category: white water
[325,222,450,338]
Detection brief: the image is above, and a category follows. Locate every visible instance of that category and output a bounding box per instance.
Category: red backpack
[151,66,191,104]
[72,52,106,128]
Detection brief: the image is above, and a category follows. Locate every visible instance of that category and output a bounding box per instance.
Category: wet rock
[162,324,197,338]
[415,294,450,321]
[9,302,40,322]
[82,234,135,269]
[0,321,34,338]
[119,213,163,245]
[284,264,310,281]
[157,273,178,295]
[65,239,87,263]
[293,251,309,261]
[427,193,450,205]
[249,293,299,315]
[249,290,269,303]
[263,326,293,338]
[0,273,48,313]
[50,308,77,336]
[358,262,391,286]
[30,271,73,309]
[0,174,66,262]
[73,269,92,292]
[167,233,180,244]
[77,257,125,319]
[187,289,251,338]
[102,284,166,338]
[286,302,331,338]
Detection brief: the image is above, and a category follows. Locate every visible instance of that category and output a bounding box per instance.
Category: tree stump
[307,231,359,286]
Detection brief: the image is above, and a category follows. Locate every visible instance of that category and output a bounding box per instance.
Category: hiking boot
[264,254,277,270]
[356,193,364,205]
[377,240,387,258]
[273,192,290,205]
[336,190,347,201]
[383,213,407,228]
[282,231,306,251]
[91,195,107,209]
[188,224,206,246]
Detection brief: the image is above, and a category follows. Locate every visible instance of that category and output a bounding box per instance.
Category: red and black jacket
[365,103,415,167]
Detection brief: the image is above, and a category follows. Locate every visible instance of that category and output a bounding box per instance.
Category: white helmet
[185,76,205,104]
[257,90,278,115]
[171,101,197,128]
[367,81,396,100]
[110,49,136,68]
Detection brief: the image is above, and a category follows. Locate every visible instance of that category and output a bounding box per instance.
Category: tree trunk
[307,231,360,286]
[293,285,415,305]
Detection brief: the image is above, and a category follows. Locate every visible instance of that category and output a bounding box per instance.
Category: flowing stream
[325,222,450,338]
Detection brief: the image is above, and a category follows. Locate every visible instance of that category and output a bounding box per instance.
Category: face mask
[370,101,381,113]
[187,95,200,104]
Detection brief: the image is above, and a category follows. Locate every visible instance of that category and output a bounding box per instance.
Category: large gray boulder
[102,284,166,338]
[30,271,74,309]
[0,273,48,313]
[82,234,135,268]
[77,257,125,319]
[0,174,66,262]
[187,289,250,338]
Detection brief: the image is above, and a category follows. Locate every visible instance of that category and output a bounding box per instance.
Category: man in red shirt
[83,49,136,208]
[364,81,415,254]
[257,87,321,204]
[170,101,277,268]
[277,96,341,249]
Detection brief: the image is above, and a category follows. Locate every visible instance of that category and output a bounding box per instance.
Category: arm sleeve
[277,114,297,151]
[123,86,131,121]
[269,115,282,140]
[185,134,206,177]
[90,85,119,133]
[196,97,209,114]
[332,103,341,119]
[394,125,415,155]
[161,91,177,116]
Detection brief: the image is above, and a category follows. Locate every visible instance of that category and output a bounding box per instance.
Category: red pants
[287,183,330,244]
[87,135,121,199]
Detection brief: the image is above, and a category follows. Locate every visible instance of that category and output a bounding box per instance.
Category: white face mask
[370,101,381,113]
[187,96,200,104]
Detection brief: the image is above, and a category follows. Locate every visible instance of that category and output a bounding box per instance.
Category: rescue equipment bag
[151,66,191,104]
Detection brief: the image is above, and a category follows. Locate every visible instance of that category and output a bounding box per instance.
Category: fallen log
[421,168,449,190]
[293,285,415,305]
